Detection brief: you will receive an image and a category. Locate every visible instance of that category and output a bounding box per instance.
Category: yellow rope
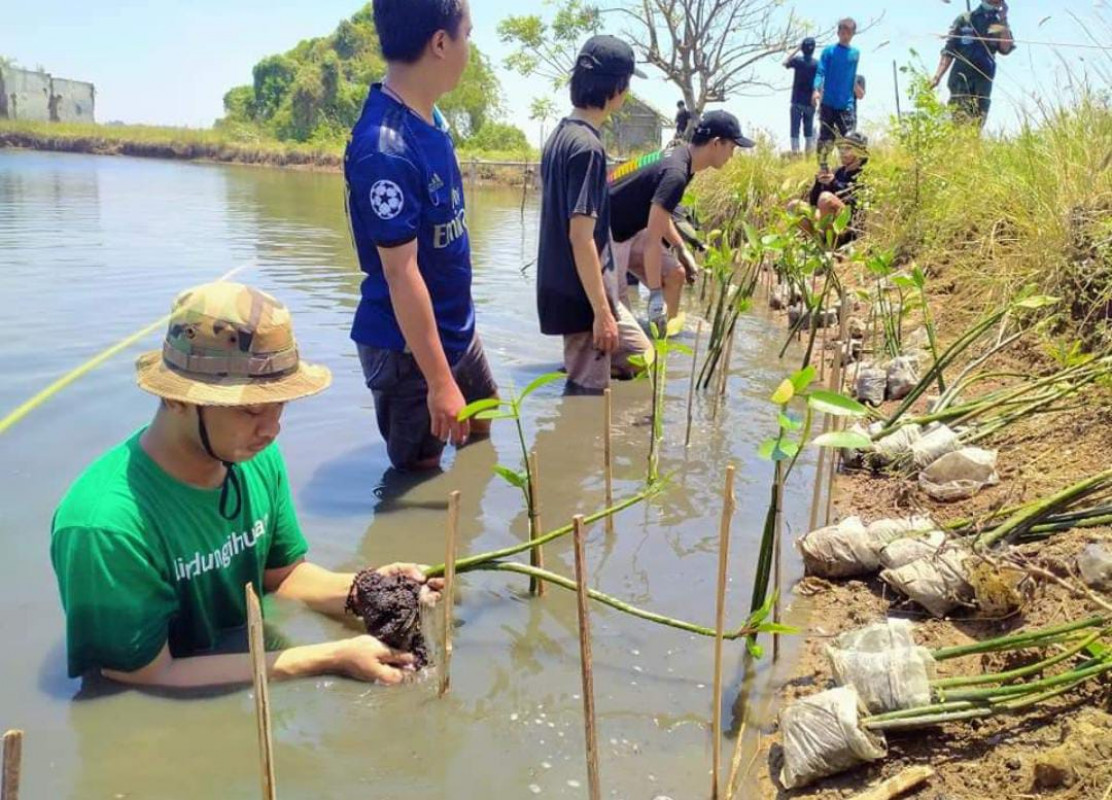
[0,264,251,436]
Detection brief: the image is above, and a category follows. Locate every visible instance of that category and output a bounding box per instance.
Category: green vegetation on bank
[218,3,529,154]
[692,75,1112,352]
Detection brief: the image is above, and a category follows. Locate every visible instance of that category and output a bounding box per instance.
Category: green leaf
[778,412,803,432]
[1015,295,1061,310]
[665,313,686,338]
[748,593,775,625]
[808,389,868,417]
[777,440,800,460]
[770,379,795,405]
[458,397,503,421]
[475,409,518,420]
[519,371,564,400]
[628,354,647,368]
[911,264,926,289]
[790,365,817,394]
[492,464,527,489]
[670,342,693,356]
[831,204,852,235]
[757,438,778,460]
[813,430,873,450]
[746,640,765,660]
[758,622,801,635]
[891,275,917,290]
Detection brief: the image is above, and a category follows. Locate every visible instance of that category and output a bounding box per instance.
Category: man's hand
[429,378,469,446]
[374,562,445,607]
[647,289,667,335]
[930,74,943,90]
[593,308,619,354]
[812,90,822,108]
[329,635,419,685]
[677,247,699,284]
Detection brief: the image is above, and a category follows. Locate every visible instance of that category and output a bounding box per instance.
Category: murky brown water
[0,149,813,799]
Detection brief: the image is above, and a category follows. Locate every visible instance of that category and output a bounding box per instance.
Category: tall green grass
[692,82,1112,349]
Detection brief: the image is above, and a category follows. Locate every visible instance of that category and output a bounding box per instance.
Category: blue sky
[5,1,1109,146]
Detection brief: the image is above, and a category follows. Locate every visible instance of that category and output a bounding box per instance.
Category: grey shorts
[562,266,651,395]
[611,229,684,307]
[358,335,498,470]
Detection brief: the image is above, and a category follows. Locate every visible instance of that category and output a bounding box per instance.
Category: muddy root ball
[345,569,429,668]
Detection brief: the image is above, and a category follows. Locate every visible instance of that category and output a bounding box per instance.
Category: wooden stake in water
[2,730,22,800]
[603,389,615,536]
[685,322,703,448]
[718,320,736,399]
[572,515,601,800]
[711,466,736,800]
[528,451,546,596]
[245,583,277,800]
[440,490,461,697]
[824,292,851,526]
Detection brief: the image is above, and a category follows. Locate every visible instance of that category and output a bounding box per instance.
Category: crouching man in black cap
[608,110,754,329]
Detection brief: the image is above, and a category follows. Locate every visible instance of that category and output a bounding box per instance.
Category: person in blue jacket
[812,17,860,168]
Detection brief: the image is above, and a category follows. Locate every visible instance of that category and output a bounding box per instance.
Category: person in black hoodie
[783,37,818,156]
[791,131,868,246]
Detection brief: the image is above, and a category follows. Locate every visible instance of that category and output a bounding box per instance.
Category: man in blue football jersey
[813,18,861,168]
[345,0,498,471]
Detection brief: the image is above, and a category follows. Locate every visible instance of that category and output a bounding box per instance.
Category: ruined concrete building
[0,66,96,123]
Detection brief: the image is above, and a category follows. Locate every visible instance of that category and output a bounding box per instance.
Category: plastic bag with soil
[779,686,888,790]
[885,355,920,402]
[855,367,887,407]
[918,447,1000,502]
[880,548,973,617]
[799,517,918,578]
[879,530,948,570]
[346,569,429,667]
[909,424,961,470]
[826,620,937,714]
[1077,544,1112,591]
[870,424,923,467]
[866,516,936,540]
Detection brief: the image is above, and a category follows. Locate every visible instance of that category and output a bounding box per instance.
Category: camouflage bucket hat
[136,282,331,406]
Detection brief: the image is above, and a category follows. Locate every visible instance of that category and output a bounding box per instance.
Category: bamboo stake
[440,490,461,697]
[823,294,850,526]
[603,389,614,536]
[245,583,276,800]
[712,466,736,799]
[572,516,601,800]
[2,730,22,800]
[528,452,546,596]
[808,417,829,532]
[685,322,703,449]
[848,766,934,800]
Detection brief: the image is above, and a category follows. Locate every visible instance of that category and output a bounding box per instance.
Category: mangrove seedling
[630,321,691,485]
[748,365,871,654]
[458,371,564,553]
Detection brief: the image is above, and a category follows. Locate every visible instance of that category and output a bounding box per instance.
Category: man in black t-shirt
[536,35,649,395]
[674,101,692,141]
[783,37,818,156]
[608,110,754,327]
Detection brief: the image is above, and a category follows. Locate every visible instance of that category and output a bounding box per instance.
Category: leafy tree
[464,122,529,153]
[221,3,511,146]
[498,0,600,87]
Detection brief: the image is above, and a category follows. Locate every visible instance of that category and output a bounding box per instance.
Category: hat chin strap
[196,407,243,521]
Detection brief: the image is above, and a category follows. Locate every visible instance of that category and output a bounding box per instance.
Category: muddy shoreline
[744,278,1112,799]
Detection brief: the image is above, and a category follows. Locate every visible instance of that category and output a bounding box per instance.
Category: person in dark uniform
[783,37,818,156]
[932,0,1015,126]
[674,100,692,141]
[789,131,869,248]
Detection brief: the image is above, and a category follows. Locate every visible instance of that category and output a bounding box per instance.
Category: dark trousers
[948,70,994,127]
[816,104,856,164]
[790,102,815,142]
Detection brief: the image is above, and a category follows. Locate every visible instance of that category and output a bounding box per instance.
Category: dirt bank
[748,286,1112,799]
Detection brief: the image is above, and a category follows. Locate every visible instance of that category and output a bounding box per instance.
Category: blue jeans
[790,102,815,140]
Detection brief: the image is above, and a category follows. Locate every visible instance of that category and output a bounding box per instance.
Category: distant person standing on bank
[674,101,692,141]
[813,18,861,167]
[783,37,818,156]
[931,0,1015,126]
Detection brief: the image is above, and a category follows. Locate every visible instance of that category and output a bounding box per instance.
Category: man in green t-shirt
[51,281,442,687]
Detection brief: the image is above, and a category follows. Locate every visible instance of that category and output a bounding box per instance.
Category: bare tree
[612,0,809,116]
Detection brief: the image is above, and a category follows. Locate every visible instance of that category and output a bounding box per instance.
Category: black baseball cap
[575,35,647,79]
[839,131,869,152]
[693,111,755,148]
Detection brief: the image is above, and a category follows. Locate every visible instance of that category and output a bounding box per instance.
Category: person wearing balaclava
[783,36,819,155]
[932,0,1015,126]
